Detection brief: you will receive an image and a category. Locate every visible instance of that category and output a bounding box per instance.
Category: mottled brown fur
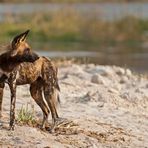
[0,57,61,131]
[17,57,60,128]
[0,30,61,131]
[0,30,39,130]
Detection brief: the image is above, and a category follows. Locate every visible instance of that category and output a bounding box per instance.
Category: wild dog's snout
[32,52,39,61]
[27,52,39,62]
[23,47,39,62]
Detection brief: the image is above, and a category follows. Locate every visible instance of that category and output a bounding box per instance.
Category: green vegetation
[0,9,148,52]
[17,104,36,126]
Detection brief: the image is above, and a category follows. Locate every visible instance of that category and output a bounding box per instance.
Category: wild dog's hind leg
[30,80,49,129]
[43,84,63,132]
[0,82,5,118]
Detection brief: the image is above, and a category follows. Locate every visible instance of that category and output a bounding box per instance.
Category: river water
[36,50,148,73]
[0,3,148,21]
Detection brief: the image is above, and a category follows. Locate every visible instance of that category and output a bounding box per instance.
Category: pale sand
[0,64,148,148]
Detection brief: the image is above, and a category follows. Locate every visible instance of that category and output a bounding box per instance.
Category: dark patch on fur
[0,51,39,72]
[0,56,61,131]
[0,30,39,130]
[0,74,8,83]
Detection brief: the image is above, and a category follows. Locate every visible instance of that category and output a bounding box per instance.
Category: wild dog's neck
[0,52,20,72]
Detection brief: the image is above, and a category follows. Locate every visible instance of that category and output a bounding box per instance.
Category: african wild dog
[0,30,39,130]
[0,31,63,132]
[12,57,61,131]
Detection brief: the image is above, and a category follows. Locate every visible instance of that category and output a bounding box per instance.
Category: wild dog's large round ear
[11,30,30,49]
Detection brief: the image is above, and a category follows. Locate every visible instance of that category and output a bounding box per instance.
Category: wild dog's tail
[56,80,60,92]
[55,80,61,105]
[54,65,60,104]
[44,57,61,106]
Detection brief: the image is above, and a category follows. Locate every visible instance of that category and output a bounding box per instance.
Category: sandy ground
[0,64,148,148]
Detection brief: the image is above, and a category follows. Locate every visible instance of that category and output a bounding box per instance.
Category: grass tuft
[17,103,36,126]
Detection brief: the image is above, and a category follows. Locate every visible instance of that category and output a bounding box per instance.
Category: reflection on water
[37,51,148,73]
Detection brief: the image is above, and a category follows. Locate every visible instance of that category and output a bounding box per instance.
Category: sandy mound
[0,64,148,147]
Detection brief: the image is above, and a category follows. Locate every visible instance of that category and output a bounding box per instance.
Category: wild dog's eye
[24,48,30,53]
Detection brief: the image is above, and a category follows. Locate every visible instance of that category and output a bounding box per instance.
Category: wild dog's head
[0,30,39,81]
[10,30,39,62]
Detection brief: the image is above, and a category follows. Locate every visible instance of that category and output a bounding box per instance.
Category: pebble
[120,92,130,99]
[108,88,119,94]
[97,102,104,108]
[91,74,105,85]
[125,69,132,77]
[120,76,128,84]
[115,68,125,75]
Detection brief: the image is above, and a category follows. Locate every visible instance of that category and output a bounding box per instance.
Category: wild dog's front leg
[0,82,5,118]
[9,82,16,130]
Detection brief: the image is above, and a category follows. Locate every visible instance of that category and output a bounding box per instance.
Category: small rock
[131,81,137,87]
[120,92,129,99]
[108,88,119,94]
[73,65,83,73]
[100,68,113,77]
[125,69,132,77]
[91,74,105,84]
[120,76,128,84]
[114,84,122,91]
[116,68,125,75]
[86,64,95,69]
[135,88,143,94]
[97,102,104,107]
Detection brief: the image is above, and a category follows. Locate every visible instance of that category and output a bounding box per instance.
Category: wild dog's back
[15,57,59,88]
[15,57,42,85]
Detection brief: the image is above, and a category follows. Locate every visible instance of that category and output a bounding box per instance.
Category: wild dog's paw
[49,118,77,134]
[39,124,47,132]
[9,124,15,131]
[55,118,73,128]
[47,117,67,133]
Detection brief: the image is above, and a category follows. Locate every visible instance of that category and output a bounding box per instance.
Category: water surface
[0,3,148,21]
[37,50,148,73]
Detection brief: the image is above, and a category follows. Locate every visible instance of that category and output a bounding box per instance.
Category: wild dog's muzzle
[15,52,39,63]
[22,52,39,62]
